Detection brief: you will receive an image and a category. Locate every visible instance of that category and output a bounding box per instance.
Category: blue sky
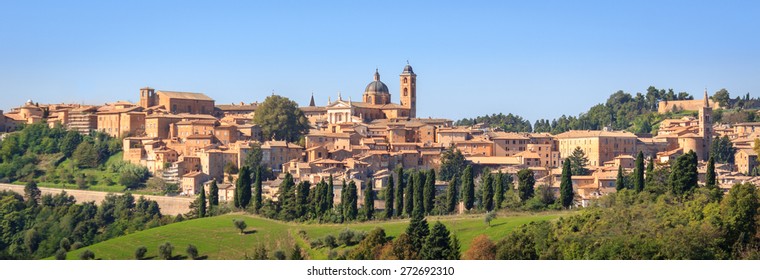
[1,1,758,122]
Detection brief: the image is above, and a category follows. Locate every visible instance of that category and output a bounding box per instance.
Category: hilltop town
[1,63,757,209]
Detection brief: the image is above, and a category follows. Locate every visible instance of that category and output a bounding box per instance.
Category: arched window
[403,88,408,96]
[403,78,408,84]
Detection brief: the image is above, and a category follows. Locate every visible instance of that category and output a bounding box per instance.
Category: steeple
[374,68,380,81]
[704,88,709,107]
[309,92,315,107]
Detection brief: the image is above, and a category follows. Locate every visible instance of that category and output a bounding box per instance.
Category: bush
[324,234,338,249]
[135,246,147,260]
[55,248,67,260]
[233,219,247,234]
[309,239,324,249]
[159,242,174,260]
[186,244,199,260]
[71,242,84,250]
[273,250,286,260]
[338,229,356,246]
[59,237,71,251]
[79,249,95,260]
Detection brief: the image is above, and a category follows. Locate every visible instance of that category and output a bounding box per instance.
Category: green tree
[721,183,758,252]
[669,150,699,195]
[72,141,98,168]
[327,174,334,210]
[384,175,395,219]
[711,136,736,164]
[517,169,535,201]
[494,171,505,210]
[404,172,415,216]
[420,221,455,260]
[79,249,95,260]
[252,95,310,142]
[445,177,458,214]
[198,188,206,218]
[236,166,252,209]
[559,158,574,208]
[252,168,262,212]
[59,130,82,158]
[449,235,461,260]
[481,171,494,211]
[712,88,731,108]
[569,147,590,175]
[24,180,41,204]
[290,244,303,260]
[615,165,626,191]
[705,156,717,189]
[405,214,429,258]
[296,181,311,218]
[439,146,466,181]
[186,244,199,260]
[208,180,219,209]
[394,167,404,217]
[362,180,375,221]
[423,169,436,214]
[461,165,475,210]
[344,180,358,221]
[233,219,247,234]
[645,156,655,185]
[413,171,425,217]
[278,173,297,221]
[158,242,174,260]
[633,151,645,192]
[135,246,147,260]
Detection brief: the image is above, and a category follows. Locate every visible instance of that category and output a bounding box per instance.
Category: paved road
[0,183,193,216]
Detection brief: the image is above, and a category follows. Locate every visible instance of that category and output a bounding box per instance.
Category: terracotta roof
[157,90,214,101]
[555,130,637,138]
[215,104,257,111]
[488,132,529,140]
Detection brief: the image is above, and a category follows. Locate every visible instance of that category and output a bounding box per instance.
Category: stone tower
[139,87,156,108]
[698,89,713,161]
[400,63,417,118]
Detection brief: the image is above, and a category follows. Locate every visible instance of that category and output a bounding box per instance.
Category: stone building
[139,87,215,115]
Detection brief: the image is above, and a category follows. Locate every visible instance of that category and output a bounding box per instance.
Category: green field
[61,212,566,260]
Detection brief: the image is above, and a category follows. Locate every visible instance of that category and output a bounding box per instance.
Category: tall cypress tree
[481,171,494,211]
[446,176,458,214]
[615,164,626,191]
[494,171,504,210]
[208,180,219,208]
[278,173,297,221]
[363,180,374,221]
[706,156,716,189]
[345,180,358,221]
[296,181,310,218]
[560,158,574,208]
[326,174,334,210]
[198,187,206,218]
[517,169,535,201]
[253,168,263,213]
[394,167,404,217]
[236,166,252,209]
[645,156,655,185]
[341,179,348,218]
[404,171,415,216]
[423,169,436,214]
[414,171,425,217]
[634,151,645,192]
[385,175,395,219]
[461,165,475,210]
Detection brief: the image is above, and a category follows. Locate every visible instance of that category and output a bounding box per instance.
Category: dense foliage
[252,95,310,143]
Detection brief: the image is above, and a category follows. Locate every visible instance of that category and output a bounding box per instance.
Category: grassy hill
[61,211,566,260]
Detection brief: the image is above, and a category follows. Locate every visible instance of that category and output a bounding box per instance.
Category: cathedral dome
[364,70,390,95]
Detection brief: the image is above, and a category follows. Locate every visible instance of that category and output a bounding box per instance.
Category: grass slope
[61,212,565,260]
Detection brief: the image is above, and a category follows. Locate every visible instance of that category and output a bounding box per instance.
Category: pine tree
[446,176,458,214]
[208,180,219,208]
[405,213,429,258]
[385,175,395,219]
[404,172,415,216]
[706,156,717,189]
[449,235,461,260]
[235,166,252,209]
[616,164,626,191]
[394,167,404,217]
[420,221,453,260]
[423,169,436,214]
[560,158,574,208]
[198,187,206,218]
[414,171,425,217]
[363,180,374,221]
[461,165,475,210]
[569,146,590,175]
[634,151,645,192]
[253,168,263,212]
[481,171,494,211]
[494,171,505,210]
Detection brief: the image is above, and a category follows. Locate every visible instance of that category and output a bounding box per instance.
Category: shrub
[79,249,95,260]
[273,250,286,260]
[159,242,174,260]
[324,234,338,249]
[55,248,67,260]
[186,244,199,260]
[135,246,147,260]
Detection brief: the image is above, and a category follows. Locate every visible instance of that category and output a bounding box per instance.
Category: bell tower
[400,63,417,118]
[139,87,156,108]
[699,89,713,161]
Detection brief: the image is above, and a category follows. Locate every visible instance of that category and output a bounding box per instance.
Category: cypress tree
[385,175,395,219]
[645,156,655,185]
[345,180,358,221]
[208,180,219,208]
[414,171,425,217]
[296,181,310,218]
[634,151,645,192]
[235,166,251,209]
[327,174,334,209]
[253,168,263,212]
[394,167,404,217]
[669,150,699,195]
[615,164,626,191]
[278,173,297,221]
[363,180,374,221]
[516,169,535,201]
[404,171,415,216]
[706,156,716,189]
[461,165,475,210]
[446,176,458,214]
[423,169,436,214]
[198,187,206,218]
[481,171,494,211]
[560,158,574,208]
[341,179,348,218]
[494,171,505,210]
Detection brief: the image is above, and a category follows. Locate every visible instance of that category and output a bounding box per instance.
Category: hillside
[62,212,564,260]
